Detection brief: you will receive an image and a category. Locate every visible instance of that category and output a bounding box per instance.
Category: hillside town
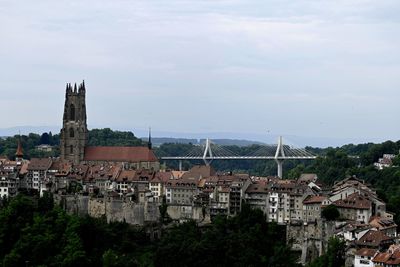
[1,144,399,266]
[1,84,399,266]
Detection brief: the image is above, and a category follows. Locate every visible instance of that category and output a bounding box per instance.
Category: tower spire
[15,134,24,161]
[148,127,152,150]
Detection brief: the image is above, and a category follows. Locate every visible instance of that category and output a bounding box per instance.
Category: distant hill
[141,137,265,147]
[0,126,60,136]
[1,126,391,147]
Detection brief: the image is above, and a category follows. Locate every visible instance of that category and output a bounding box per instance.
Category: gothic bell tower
[60,81,88,164]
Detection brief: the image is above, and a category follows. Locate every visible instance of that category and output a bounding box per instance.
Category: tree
[154,206,300,267]
[38,192,54,214]
[393,155,400,166]
[321,205,340,221]
[40,133,50,144]
[159,196,171,224]
[308,237,345,267]
[0,195,35,257]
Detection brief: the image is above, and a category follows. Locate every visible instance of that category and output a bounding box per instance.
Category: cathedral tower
[60,81,88,164]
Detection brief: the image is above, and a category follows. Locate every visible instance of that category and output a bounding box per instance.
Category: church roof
[83,146,158,163]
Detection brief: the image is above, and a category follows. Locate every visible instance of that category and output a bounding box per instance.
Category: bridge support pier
[179,160,182,171]
[275,136,285,178]
[276,159,284,178]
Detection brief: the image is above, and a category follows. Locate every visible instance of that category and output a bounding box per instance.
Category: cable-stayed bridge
[161,136,317,177]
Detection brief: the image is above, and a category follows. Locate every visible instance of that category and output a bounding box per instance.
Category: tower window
[70,104,75,121]
[69,128,74,138]
[70,145,73,154]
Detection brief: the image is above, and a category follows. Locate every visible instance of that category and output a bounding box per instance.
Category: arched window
[69,128,74,138]
[70,104,75,121]
[70,145,73,154]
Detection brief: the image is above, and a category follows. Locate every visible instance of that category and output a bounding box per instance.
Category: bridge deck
[161,156,317,160]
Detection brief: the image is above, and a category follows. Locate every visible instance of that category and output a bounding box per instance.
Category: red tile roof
[219,186,230,193]
[84,146,158,163]
[333,192,371,210]
[115,170,136,182]
[27,158,52,171]
[166,177,198,188]
[373,245,400,265]
[181,165,216,179]
[355,248,378,257]
[357,230,393,247]
[303,195,326,204]
[152,172,172,183]
[298,173,317,183]
[134,169,155,181]
[369,217,397,230]
[246,182,268,193]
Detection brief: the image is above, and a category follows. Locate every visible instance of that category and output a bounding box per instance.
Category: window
[69,128,74,138]
[70,145,73,154]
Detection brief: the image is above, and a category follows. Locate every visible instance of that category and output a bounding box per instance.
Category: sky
[0,0,399,146]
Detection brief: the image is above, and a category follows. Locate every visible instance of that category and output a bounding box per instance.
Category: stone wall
[55,194,214,226]
[167,205,210,223]
[87,197,106,218]
[287,219,336,265]
[56,194,89,216]
[55,194,160,225]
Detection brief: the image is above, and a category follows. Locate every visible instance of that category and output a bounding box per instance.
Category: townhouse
[27,158,52,196]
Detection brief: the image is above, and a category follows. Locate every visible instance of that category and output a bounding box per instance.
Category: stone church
[60,81,159,170]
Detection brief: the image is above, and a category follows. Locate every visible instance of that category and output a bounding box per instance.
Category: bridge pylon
[202,138,213,166]
[275,136,285,178]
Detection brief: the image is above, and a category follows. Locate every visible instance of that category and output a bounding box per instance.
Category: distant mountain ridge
[140,137,265,147]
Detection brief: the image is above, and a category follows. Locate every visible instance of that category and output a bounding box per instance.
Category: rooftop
[27,158,52,171]
[84,146,158,163]
[355,248,378,257]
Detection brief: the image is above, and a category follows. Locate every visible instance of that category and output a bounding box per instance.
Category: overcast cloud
[0,0,399,145]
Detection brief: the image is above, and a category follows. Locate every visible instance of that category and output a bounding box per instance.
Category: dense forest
[0,194,298,267]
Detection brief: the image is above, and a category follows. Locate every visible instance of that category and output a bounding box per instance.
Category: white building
[354,248,377,267]
[27,158,52,195]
